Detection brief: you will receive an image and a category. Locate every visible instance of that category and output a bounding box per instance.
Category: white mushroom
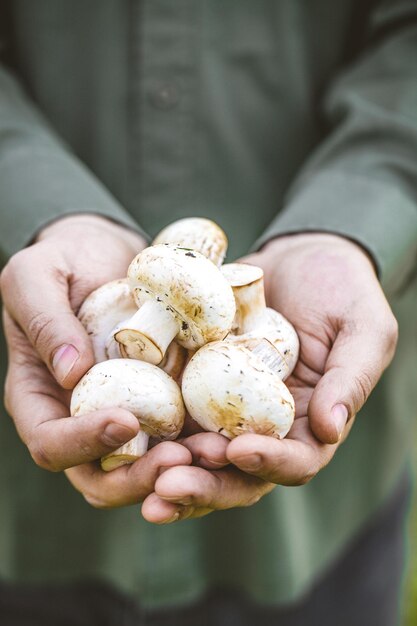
[78,279,137,361]
[221,263,299,379]
[182,340,295,439]
[153,217,228,267]
[70,359,185,471]
[114,244,236,364]
[78,278,187,381]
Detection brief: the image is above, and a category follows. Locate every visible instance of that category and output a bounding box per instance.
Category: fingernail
[165,512,180,524]
[52,344,79,381]
[102,423,136,447]
[232,454,262,471]
[177,497,193,506]
[331,404,349,440]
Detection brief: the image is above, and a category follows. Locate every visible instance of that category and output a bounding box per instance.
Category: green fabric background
[0,0,416,609]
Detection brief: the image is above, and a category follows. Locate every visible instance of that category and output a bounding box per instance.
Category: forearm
[255,0,417,296]
[0,65,147,262]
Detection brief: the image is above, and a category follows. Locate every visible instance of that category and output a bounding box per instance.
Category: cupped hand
[142,233,398,523]
[0,215,196,505]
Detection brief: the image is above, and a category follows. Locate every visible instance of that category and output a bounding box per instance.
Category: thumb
[308,321,397,445]
[1,252,94,389]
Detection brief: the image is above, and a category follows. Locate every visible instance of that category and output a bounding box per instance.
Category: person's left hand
[141,233,398,523]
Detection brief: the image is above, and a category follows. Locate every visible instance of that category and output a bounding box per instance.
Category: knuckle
[0,262,14,297]
[151,440,183,464]
[286,465,319,487]
[294,470,316,486]
[82,492,112,510]
[354,370,374,406]
[373,312,398,352]
[176,507,195,521]
[154,441,180,455]
[385,314,399,350]
[0,249,30,294]
[28,441,60,472]
[243,492,263,507]
[26,311,55,353]
[267,453,291,482]
[3,374,13,416]
[0,267,8,295]
[76,438,97,463]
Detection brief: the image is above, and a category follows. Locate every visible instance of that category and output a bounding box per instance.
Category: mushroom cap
[221,262,265,332]
[78,279,137,362]
[182,341,295,439]
[153,217,228,266]
[220,262,264,287]
[127,244,236,349]
[70,359,185,439]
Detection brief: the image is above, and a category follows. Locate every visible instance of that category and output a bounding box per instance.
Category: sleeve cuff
[254,170,417,294]
[0,145,149,260]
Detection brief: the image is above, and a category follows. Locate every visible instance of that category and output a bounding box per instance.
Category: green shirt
[0,0,416,608]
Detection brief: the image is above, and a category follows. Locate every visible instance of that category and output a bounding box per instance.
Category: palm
[280,316,332,421]
[4,311,70,426]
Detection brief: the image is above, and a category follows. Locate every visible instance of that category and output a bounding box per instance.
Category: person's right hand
[0,214,193,508]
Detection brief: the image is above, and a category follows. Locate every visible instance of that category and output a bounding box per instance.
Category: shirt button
[149,83,180,110]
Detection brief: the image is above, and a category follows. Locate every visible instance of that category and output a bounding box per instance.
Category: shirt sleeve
[0,65,148,263]
[255,0,417,295]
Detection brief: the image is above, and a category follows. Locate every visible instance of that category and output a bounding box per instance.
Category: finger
[32,409,141,471]
[227,428,337,485]
[141,493,188,523]
[179,432,229,469]
[154,465,273,510]
[65,442,193,508]
[1,247,95,388]
[4,313,142,470]
[8,368,139,469]
[141,493,213,524]
[308,317,397,444]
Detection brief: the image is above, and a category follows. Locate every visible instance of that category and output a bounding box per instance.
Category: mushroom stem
[222,263,299,379]
[105,333,123,359]
[114,300,179,365]
[234,277,266,332]
[230,336,289,379]
[221,264,265,331]
[249,339,288,376]
[101,430,150,472]
[159,342,188,383]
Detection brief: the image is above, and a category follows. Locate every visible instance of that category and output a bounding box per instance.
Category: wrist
[259,232,377,273]
[36,213,147,250]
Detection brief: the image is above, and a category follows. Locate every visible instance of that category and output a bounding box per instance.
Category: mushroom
[70,359,185,471]
[78,278,187,381]
[153,217,228,267]
[114,244,236,365]
[158,342,188,384]
[78,279,136,361]
[182,339,295,439]
[220,263,299,380]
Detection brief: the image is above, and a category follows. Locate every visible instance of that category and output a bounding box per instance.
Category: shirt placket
[128,0,201,238]
[127,0,205,609]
